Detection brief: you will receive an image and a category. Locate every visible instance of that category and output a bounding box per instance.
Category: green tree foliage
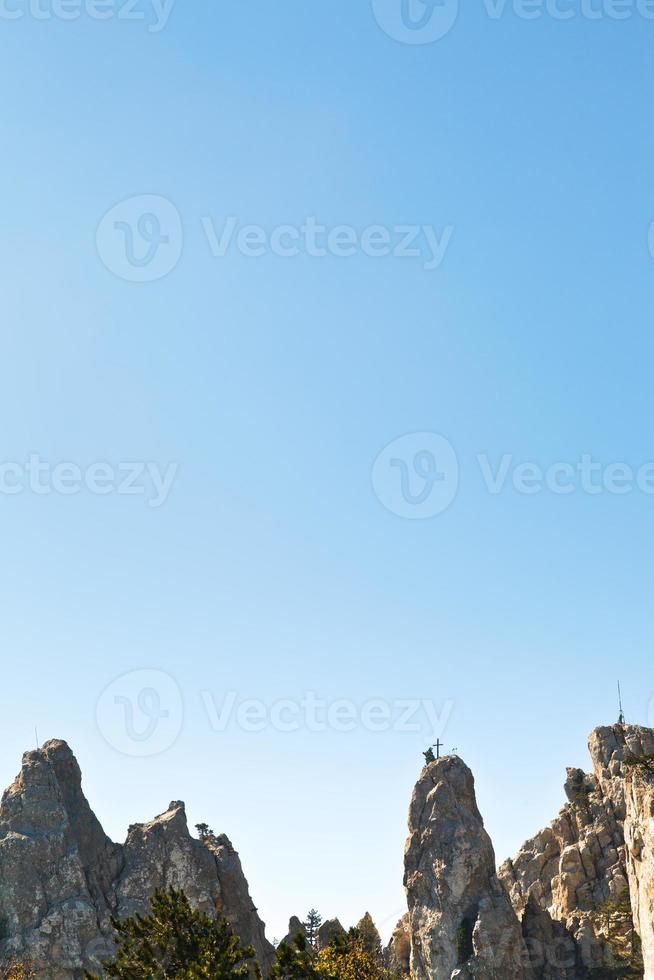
[354,915,382,963]
[84,887,259,980]
[316,933,386,980]
[623,754,654,776]
[270,932,319,980]
[196,824,214,841]
[588,894,644,979]
[304,912,323,951]
[272,927,397,980]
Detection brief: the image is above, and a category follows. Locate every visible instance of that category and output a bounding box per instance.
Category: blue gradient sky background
[2,0,654,944]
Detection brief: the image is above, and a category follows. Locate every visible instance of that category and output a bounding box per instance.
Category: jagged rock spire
[404,755,531,980]
[0,740,273,977]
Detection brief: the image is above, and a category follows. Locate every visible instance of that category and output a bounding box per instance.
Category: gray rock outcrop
[624,759,654,976]
[500,723,654,978]
[0,740,273,978]
[318,918,346,948]
[404,755,531,980]
[279,915,345,951]
[385,913,411,975]
[280,915,307,947]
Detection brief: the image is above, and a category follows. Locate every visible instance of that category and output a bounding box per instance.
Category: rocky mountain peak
[497,722,654,978]
[0,740,273,978]
[405,754,531,980]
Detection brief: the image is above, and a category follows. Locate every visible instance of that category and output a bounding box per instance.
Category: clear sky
[2,0,654,947]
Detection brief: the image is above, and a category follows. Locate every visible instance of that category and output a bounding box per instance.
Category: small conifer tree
[84,886,258,979]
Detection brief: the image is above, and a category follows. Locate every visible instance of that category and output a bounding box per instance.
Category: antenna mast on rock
[617,681,626,725]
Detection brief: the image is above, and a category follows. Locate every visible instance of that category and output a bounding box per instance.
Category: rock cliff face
[385,913,411,975]
[624,761,654,976]
[0,740,274,978]
[5,725,654,980]
[499,723,654,979]
[404,755,531,980]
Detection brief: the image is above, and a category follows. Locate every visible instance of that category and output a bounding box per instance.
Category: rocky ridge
[0,740,273,979]
[4,723,654,980]
[499,724,653,978]
[403,723,654,979]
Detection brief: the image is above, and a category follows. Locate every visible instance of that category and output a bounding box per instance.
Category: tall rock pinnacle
[404,754,531,980]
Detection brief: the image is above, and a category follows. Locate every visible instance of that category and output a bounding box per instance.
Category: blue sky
[2,0,654,945]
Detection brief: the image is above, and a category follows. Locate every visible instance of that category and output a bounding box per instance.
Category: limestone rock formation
[624,759,654,976]
[0,740,273,978]
[385,913,411,975]
[280,915,307,947]
[500,723,653,978]
[0,741,123,979]
[318,918,346,948]
[404,755,531,980]
[279,914,345,951]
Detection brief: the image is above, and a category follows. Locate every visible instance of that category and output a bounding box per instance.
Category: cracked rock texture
[500,724,654,978]
[404,755,531,980]
[385,913,411,975]
[0,740,274,978]
[624,762,654,977]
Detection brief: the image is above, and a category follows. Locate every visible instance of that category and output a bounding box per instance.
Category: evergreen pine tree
[355,915,383,963]
[304,911,323,950]
[84,886,258,979]
[270,932,318,980]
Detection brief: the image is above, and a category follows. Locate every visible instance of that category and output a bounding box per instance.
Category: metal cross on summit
[423,740,444,764]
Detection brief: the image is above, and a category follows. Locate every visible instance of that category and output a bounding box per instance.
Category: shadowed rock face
[0,741,124,979]
[404,755,531,980]
[0,740,274,978]
[385,913,411,975]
